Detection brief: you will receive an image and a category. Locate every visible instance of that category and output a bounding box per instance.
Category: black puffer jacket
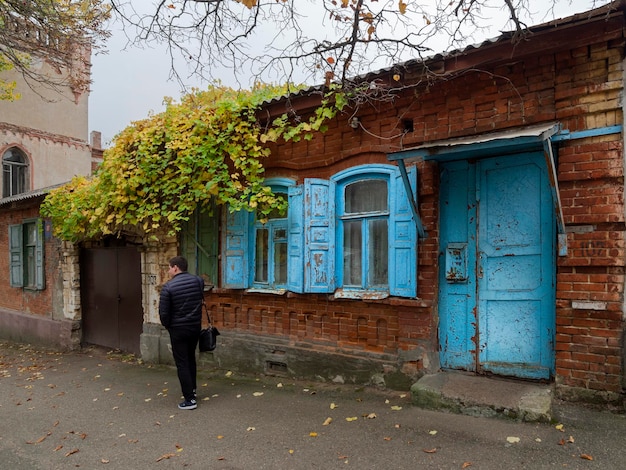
[159,272,204,329]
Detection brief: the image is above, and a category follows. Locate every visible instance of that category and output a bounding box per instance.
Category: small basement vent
[266,361,288,376]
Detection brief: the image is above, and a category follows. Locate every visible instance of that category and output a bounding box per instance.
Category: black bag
[199,303,220,352]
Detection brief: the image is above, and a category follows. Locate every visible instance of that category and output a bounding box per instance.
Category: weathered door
[438,153,555,380]
[81,246,143,355]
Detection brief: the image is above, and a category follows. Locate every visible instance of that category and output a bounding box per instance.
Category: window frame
[2,147,29,198]
[9,218,45,290]
[251,185,290,290]
[336,174,391,292]
[331,164,418,298]
[222,178,295,291]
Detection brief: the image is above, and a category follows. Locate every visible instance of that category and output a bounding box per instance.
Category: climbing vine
[41,83,346,242]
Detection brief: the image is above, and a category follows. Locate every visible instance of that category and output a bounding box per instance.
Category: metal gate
[81,246,143,355]
[438,153,555,380]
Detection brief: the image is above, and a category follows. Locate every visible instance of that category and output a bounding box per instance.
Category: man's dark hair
[169,256,188,272]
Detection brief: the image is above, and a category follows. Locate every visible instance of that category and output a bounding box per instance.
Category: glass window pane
[345,180,388,214]
[25,246,36,287]
[3,148,28,197]
[3,165,10,197]
[26,223,37,245]
[255,228,269,283]
[368,219,388,286]
[24,223,37,288]
[274,242,287,284]
[343,220,362,286]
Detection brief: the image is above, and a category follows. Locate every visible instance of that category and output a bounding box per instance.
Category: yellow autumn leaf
[346,417,358,422]
[399,1,407,14]
[309,432,318,437]
[330,403,338,409]
[323,417,332,426]
[390,405,402,411]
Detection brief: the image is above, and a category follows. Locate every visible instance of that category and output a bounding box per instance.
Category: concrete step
[411,371,553,422]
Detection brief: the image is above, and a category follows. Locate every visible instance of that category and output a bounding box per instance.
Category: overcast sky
[88,0,605,148]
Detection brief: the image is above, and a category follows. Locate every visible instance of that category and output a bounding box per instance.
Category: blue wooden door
[439,153,555,380]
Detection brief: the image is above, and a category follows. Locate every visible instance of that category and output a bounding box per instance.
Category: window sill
[332,289,389,300]
[245,288,287,295]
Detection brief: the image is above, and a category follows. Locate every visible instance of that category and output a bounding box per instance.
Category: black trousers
[168,326,201,401]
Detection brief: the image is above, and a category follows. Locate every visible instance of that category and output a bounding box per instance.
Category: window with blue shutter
[222,179,295,290]
[332,164,417,298]
[222,208,252,288]
[9,219,45,290]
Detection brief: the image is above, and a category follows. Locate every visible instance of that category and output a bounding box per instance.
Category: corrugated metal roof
[0,183,64,207]
[388,123,560,162]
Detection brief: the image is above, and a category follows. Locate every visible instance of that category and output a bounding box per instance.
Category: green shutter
[9,224,23,287]
[35,219,45,290]
[181,204,219,286]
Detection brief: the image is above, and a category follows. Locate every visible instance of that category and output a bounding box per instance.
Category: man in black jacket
[159,256,204,410]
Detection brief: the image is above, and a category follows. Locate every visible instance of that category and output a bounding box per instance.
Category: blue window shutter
[389,166,417,297]
[222,208,250,288]
[9,224,23,288]
[304,178,335,292]
[35,219,45,290]
[287,185,304,293]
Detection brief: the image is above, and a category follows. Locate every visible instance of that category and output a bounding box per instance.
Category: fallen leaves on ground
[580,454,594,461]
[156,452,176,462]
[26,432,50,444]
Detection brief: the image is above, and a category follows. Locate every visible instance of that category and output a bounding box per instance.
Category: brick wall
[206,33,625,398]
[0,201,61,317]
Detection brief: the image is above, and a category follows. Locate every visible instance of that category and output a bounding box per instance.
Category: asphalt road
[1,341,625,470]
